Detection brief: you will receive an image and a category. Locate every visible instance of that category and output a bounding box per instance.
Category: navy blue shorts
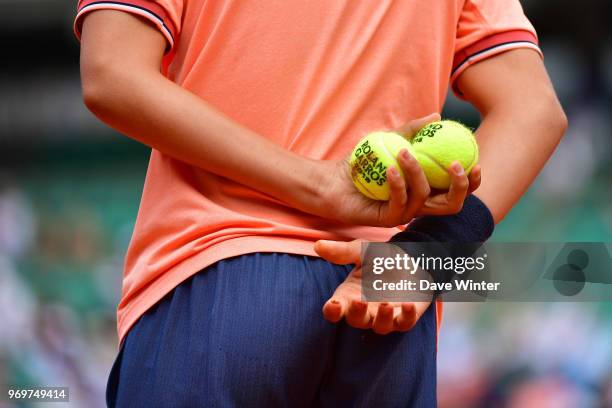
[107,253,437,407]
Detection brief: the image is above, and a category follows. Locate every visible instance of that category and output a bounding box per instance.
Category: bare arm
[315,49,568,333]
[80,10,472,227]
[457,49,568,223]
[80,11,320,211]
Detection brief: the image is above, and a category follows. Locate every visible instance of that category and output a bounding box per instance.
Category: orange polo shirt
[75,0,541,342]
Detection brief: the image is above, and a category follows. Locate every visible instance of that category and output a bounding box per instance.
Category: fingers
[341,301,433,334]
[314,239,363,265]
[397,149,430,221]
[385,166,408,223]
[393,303,417,331]
[371,303,395,335]
[385,149,430,225]
[419,162,481,216]
[445,161,470,212]
[396,113,442,137]
[322,297,346,323]
[345,299,372,329]
[467,164,482,195]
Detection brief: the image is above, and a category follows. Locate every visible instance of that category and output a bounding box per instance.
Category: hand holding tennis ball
[350,120,479,200]
[410,120,479,189]
[349,131,412,200]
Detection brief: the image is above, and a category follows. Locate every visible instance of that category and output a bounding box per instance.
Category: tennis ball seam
[376,133,395,200]
[353,176,378,200]
[380,135,396,173]
[416,150,448,173]
[381,132,409,179]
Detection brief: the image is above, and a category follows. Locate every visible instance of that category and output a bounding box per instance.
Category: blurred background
[0,0,610,407]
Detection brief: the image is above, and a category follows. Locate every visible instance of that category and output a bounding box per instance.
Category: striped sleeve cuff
[74,1,176,51]
[451,30,542,97]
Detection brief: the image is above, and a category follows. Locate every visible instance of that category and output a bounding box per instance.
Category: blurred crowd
[0,168,139,407]
[0,1,611,407]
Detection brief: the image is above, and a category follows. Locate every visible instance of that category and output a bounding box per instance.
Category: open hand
[315,239,433,335]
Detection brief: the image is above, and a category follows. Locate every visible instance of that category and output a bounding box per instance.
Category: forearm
[84,68,319,209]
[456,49,568,224]
[80,10,321,213]
[393,50,567,244]
[473,101,566,223]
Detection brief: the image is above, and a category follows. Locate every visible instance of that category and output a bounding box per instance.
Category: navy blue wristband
[390,194,495,244]
[387,195,495,293]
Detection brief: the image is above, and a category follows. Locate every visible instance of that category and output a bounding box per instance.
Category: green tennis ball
[410,120,479,189]
[349,131,412,201]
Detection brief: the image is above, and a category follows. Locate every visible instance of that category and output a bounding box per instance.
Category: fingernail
[389,167,399,178]
[402,303,415,313]
[452,162,464,175]
[379,304,392,314]
[401,149,411,160]
[354,301,367,309]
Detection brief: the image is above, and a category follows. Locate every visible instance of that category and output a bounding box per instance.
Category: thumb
[396,113,441,138]
[314,239,364,265]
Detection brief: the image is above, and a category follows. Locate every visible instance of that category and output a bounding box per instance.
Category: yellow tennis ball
[410,120,479,189]
[349,131,412,201]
